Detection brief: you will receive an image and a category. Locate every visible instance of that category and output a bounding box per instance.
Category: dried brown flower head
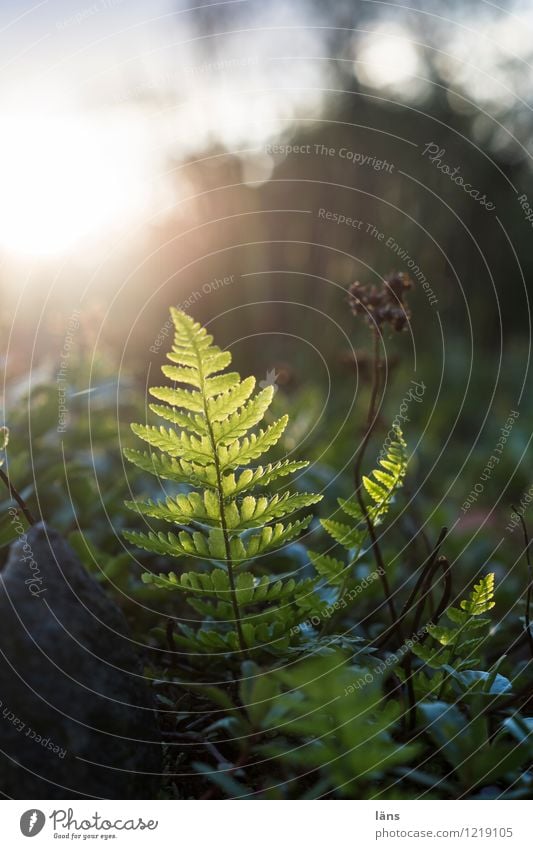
[348,272,413,332]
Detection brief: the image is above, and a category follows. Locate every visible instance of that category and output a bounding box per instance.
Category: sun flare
[0,108,151,257]
[356,26,421,89]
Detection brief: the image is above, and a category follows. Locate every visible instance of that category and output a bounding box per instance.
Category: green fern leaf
[414,573,496,694]
[460,573,496,616]
[319,427,407,559]
[321,518,365,549]
[308,551,346,586]
[124,308,322,656]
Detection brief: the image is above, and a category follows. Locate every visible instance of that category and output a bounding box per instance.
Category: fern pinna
[309,429,408,588]
[123,309,322,656]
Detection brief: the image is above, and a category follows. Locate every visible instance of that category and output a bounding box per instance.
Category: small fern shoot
[309,429,407,586]
[123,309,322,655]
[413,573,496,697]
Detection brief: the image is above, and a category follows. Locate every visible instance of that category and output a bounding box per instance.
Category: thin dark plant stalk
[513,507,533,660]
[0,466,35,526]
[400,654,417,734]
[379,527,447,649]
[403,551,450,731]
[353,326,400,634]
[353,327,382,487]
[432,556,452,624]
[406,553,451,635]
[433,558,458,701]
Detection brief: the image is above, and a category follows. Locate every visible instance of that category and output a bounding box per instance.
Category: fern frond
[298,427,409,621]
[124,309,322,655]
[313,429,407,592]
[412,573,496,693]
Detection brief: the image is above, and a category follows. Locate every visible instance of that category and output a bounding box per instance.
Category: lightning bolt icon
[28,811,38,833]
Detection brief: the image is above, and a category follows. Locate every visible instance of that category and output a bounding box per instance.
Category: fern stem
[435,605,471,701]
[212,447,247,656]
[0,466,35,526]
[436,640,458,701]
[191,333,247,656]
[353,326,400,634]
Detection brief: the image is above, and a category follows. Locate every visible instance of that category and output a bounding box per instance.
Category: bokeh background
[1,0,532,625]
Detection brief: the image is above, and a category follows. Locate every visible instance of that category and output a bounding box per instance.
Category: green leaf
[321,427,407,557]
[414,576,497,681]
[308,550,346,586]
[218,417,289,470]
[443,667,512,696]
[460,573,496,615]
[123,308,322,658]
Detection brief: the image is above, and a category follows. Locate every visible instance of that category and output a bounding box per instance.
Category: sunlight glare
[0,108,152,257]
[356,27,421,89]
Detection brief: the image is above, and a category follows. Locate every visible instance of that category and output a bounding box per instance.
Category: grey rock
[0,522,162,798]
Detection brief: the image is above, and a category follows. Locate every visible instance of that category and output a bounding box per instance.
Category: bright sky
[0,0,328,257]
[1,0,532,258]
